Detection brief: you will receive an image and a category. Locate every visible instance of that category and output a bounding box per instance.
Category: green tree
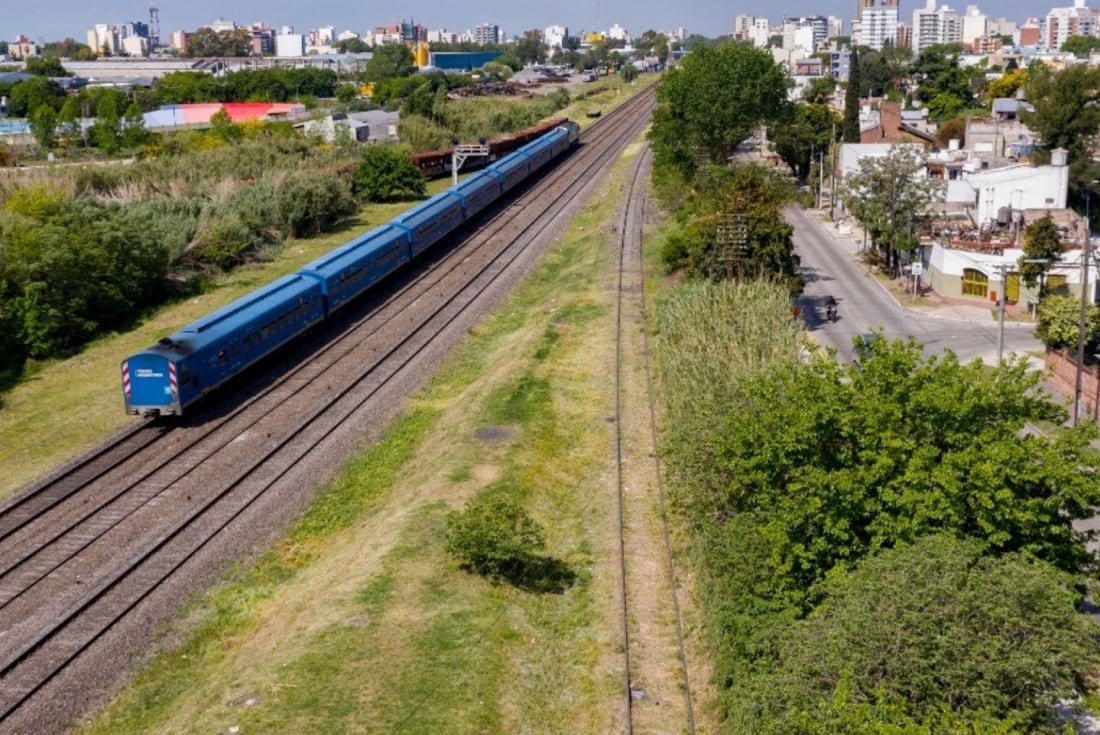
[1061,35,1100,57]
[334,37,370,53]
[182,27,252,57]
[364,43,416,83]
[751,535,1100,733]
[1023,63,1100,200]
[660,164,803,295]
[771,103,839,181]
[842,49,861,143]
[514,29,547,64]
[122,101,149,147]
[90,93,121,152]
[1036,293,1100,352]
[208,107,242,142]
[839,145,943,275]
[445,494,546,580]
[1019,214,1065,294]
[7,76,67,116]
[634,30,670,64]
[707,335,1100,602]
[650,42,790,175]
[619,64,638,83]
[28,104,58,151]
[801,76,836,104]
[25,56,71,77]
[57,96,82,148]
[352,145,426,201]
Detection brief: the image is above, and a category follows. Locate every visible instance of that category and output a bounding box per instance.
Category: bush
[277,170,356,238]
[188,212,255,270]
[353,144,427,202]
[445,494,545,580]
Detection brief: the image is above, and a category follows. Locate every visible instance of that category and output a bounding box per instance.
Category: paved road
[788,207,1043,366]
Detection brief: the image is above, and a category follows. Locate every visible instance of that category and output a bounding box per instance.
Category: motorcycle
[825,298,838,322]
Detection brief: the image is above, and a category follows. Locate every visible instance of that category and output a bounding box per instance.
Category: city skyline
[1,0,1067,46]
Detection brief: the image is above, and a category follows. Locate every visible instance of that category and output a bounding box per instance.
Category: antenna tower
[148,0,161,48]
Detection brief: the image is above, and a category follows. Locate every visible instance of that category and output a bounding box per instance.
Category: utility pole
[1074,185,1097,424]
[817,148,824,210]
[829,120,837,219]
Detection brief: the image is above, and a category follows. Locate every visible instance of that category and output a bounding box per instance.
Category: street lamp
[1073,180,1099,425]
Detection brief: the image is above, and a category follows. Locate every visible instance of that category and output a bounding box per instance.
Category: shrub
[188,212,256,270]
[353,144,427,202]
[445,494,545,580]
[276,170,356,238]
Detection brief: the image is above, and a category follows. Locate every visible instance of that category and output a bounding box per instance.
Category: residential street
[788,206,1044,369]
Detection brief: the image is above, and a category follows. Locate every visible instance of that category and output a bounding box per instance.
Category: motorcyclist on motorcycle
[825,295,838,322]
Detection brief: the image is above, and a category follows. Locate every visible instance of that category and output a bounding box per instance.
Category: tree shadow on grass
[469,555,578,595]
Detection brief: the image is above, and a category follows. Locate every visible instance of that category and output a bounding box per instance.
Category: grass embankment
[81,139,654,734]
[0,81,650,501]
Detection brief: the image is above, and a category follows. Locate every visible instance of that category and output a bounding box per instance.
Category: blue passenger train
[121,120,581,416]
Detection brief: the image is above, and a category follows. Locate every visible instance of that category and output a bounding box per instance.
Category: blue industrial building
[428,51,503,71]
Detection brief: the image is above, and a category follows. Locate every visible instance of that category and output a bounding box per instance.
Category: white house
[958,148,1069,227]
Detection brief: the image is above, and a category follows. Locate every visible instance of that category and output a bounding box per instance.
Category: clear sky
[5,0,1043,45]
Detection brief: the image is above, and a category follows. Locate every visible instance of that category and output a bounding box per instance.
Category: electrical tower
[715,212,749,279]
[148,0,160,49]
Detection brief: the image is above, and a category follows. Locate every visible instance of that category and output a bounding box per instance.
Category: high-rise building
[749,18,771,47]
[1042,0,1093,50]
[911,0,962,52]
[472,22,500,45]
[544,25,568,49]
[733,14,754,41]
[961,5,988,47]
[858,0,898,21]
[783,16,829,50]
[861,0,900,49]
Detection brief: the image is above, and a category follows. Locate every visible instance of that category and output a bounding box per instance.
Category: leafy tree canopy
[25,56,71,77]
[363,43,416,84]
[1019,213,1066,292]
[1061,34,1100,58]
[839,145,943,274]
[1036,293,1100,352]
[650,42,790,175]
[514,30,547,65]
[352,144,426,202]
[749,535,1100,733]
[334,37,371,54]
[771,103,839,181]
[634,30,670,63]
[705,335,1100,609]
[183,27,252,58]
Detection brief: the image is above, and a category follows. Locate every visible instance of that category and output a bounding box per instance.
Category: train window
[179,369,192,384]
[218,350,227,365]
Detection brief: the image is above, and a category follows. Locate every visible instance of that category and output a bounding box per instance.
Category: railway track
[611,146,696,734]
[0,87,657,734]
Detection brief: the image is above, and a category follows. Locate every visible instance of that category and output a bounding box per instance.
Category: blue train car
[488,151,532,193]
[123,119,582,418]
[454,170,503,220]
[299,224,411,314]
[121,274,324,415]
[524,134,557,172]
[392,191,465,257]
[549,126,573,158]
